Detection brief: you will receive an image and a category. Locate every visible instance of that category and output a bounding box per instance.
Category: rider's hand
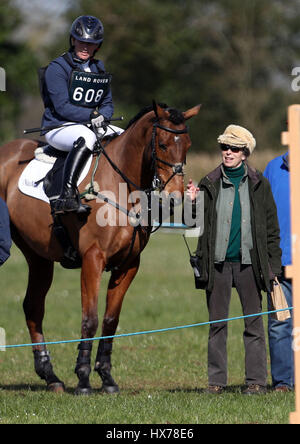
[90,110,105,132]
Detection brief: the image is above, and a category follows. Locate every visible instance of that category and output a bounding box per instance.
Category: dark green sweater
[224,163,245,261]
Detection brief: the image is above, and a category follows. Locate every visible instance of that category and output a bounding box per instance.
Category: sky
[13,0,74,16]
[12,0,76,47]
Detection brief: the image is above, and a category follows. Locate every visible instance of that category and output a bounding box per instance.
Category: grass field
[0,228,295,424]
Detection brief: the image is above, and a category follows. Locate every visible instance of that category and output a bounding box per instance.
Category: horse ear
[183,104,201,120]
[155,102,169,119]
[152,100,159,119]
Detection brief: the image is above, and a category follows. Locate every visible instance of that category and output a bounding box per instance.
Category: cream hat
[217,124,256,154]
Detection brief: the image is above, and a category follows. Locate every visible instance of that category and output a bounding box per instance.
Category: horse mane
[125,103,185,130]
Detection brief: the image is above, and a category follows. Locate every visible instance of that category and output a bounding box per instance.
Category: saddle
[40,146,68,200]
[36,145,83,269]
[27,135,118,270]
[35,137,114,269]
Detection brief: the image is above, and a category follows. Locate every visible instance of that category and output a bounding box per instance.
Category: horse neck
[104,115,154,190]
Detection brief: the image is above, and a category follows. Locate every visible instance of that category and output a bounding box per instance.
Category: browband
[154,123,188,134]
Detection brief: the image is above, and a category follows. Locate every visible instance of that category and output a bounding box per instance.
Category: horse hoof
[75,386,93,396]
[100,384,120,394]
[47,382,65,393]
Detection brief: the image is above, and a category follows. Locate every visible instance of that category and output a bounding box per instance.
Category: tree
[187,0,298,150]
[0,1,39,143]
[28,0,300,151]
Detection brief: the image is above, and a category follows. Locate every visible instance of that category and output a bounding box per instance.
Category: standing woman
[186,125,282,395]
[41,15,123,215]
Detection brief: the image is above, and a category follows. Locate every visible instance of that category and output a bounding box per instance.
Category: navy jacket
[0,198,11,265]
[41,51,114,130]
[264,152,291,266]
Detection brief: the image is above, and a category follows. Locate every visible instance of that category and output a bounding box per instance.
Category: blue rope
[1,306,293,350]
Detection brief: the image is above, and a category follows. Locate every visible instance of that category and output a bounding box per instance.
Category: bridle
[95,118,189,194]
[150,121,189,192]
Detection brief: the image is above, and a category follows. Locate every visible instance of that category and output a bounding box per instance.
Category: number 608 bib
[69,70,112,108]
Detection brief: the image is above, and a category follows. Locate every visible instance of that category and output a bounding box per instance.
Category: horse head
[150,101,201,200]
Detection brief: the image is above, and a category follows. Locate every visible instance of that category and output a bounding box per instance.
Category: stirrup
[50,197,91,216]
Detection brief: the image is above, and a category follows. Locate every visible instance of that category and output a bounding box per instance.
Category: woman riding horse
[0,101,200,394]
[41,15,123,216]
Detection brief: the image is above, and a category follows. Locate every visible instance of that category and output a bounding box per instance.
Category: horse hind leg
[22,251,64,392]
[94,256,140,394]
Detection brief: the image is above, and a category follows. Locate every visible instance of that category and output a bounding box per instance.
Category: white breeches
[45,123,124,152]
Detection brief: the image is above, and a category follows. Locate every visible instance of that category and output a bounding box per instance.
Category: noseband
[151,122,188,191]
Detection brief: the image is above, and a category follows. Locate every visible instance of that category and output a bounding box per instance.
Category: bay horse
[0,102,200,394]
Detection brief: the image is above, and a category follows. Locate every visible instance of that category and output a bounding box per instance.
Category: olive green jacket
[195,163,282,292]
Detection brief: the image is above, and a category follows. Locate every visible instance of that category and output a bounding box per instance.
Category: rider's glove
[90,110,105,132]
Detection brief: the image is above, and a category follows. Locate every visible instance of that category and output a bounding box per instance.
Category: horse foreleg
[23,254,64,392]
[95,256,140,394]
[75,243,105,395]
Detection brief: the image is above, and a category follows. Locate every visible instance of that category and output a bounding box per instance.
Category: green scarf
[224,163,245,261]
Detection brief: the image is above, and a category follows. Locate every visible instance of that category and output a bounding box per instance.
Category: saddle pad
[18,155,93,204]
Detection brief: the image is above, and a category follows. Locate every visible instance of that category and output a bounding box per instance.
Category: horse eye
[158,142,167,151]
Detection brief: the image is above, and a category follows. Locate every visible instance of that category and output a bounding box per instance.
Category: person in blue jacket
[0,197,11,266]
[264,152,294,392]
[41,15,123,216]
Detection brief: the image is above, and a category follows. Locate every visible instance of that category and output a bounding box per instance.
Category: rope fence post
[282,105,300,424]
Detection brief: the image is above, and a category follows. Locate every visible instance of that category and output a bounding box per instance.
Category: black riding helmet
[70,15,104,48]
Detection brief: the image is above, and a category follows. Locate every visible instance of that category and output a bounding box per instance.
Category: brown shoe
[274,386,293,393]
[242,384,267,395]
[206,385,224,394]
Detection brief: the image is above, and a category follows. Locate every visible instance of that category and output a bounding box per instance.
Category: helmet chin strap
[71,50,89,64]
[69,46,100,63]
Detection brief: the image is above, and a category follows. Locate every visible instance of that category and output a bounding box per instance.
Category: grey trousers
[206,262,267,387]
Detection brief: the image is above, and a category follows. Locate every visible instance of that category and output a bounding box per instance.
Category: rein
[83,119,189,199]
[98,120,188,194]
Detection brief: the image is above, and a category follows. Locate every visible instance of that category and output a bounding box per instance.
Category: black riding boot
[51,137,92,215]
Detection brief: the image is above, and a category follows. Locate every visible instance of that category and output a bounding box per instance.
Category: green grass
[0,234,295,424]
